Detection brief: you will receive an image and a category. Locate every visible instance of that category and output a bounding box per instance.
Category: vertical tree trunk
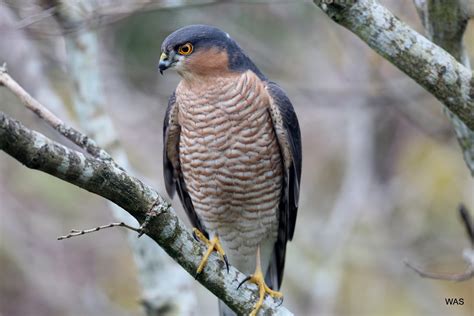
[50,1,197,314]
[414,0,474,175]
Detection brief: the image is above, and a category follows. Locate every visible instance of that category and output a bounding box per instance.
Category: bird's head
[159,24,264,80]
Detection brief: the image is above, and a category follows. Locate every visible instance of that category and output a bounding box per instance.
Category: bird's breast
[175,71,282,254]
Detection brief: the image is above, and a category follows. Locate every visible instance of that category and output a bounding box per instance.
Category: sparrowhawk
[159,25,302,316]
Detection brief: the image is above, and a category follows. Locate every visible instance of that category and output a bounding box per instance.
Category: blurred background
[0,0,473,315]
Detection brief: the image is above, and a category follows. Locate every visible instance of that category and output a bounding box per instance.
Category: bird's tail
[218,300,236,316]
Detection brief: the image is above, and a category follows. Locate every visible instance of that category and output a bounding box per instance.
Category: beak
[158,52,171,75]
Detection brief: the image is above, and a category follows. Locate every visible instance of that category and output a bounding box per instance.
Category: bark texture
[55,6,198,313]
[0,111,292,316]
[314,0,474,137]
[413,0,474,174]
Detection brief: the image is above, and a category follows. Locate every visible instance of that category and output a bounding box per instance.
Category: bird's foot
[193,228,229,275]
[237,248,283,316]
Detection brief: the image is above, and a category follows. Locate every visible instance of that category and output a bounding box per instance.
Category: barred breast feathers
[175,70,283,249]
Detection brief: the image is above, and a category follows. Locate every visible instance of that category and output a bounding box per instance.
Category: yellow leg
[238,246,283,316]
[193,228,229,275]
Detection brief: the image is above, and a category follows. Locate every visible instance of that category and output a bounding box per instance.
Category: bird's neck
[178,71,240,90]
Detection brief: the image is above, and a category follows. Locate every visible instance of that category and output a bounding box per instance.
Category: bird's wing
[163,91,208,236]
[265,81,302,289]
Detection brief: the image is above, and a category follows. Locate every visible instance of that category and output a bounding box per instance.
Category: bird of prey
[159,25,301,315]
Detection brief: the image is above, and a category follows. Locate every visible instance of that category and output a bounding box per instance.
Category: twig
[58,222,141,240]
[14,6,57,29]
[459,204,474,246]
[404,260,474,282]
[404,204,474,281]
[46,2,198,311]
[0,65,116,164]
[0,112,292,315]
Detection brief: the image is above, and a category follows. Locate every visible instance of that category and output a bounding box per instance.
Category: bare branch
[32,0,222,34]
[0,63,62,126]
[404,260,474,282]
[399,0,474,282]
[412,0,474,175]
[0,111,292,315]
[459,204,474,246]
[336,0,474,283]
[57,222,142,240]
[13,6,57,29]
[46,0,199,310]
[0,64,115,163]
[313,0,474,132]
[404,205,474,281]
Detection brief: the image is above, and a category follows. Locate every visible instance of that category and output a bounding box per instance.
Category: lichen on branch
[0,111,292,315]
[314,0,474,133]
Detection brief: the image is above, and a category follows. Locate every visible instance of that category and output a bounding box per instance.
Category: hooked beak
[158,52,171,75]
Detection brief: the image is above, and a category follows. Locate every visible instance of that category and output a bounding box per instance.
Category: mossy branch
[314,0,474,134]
[412,0,474,176]
[0,112,292,315]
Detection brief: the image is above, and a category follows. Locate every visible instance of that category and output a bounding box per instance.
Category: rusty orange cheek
[184,48,230,75]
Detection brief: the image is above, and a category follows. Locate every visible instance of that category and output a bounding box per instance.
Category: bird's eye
[178,43,193,55]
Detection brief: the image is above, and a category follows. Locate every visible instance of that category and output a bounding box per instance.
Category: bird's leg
[193,228,229,275]
[237,246,283,316]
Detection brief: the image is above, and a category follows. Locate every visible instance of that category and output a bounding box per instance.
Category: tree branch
[30,0,222,34]
[459,204,474,246]
[404,205,474,281]
[0,64,114,163]
[412,0,474,175]
[313,0,474,133]
[44,0,198,310]
[0,111,292,315]
[404,259,474,282]
[314,0,474,282]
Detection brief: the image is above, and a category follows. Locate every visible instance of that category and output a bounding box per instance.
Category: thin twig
[14,6,57,29]
[58,222,141,240]
[404,204,474,281]
[0,112,291,314]
[404,260,474,282]
[459,204,474,246]
[0,65,118,164]
[0,63,61,126]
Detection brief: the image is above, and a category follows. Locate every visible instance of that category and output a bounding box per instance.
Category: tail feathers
[218,300,236,316]
[264,249,280,291]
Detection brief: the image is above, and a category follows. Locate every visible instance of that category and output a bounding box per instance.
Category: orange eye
[177,43,193,55]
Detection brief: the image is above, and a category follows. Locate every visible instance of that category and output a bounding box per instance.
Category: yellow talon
[238,246,283,316]
[193,228,229,274]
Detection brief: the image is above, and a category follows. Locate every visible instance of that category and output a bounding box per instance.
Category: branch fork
[0,67,292,315]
